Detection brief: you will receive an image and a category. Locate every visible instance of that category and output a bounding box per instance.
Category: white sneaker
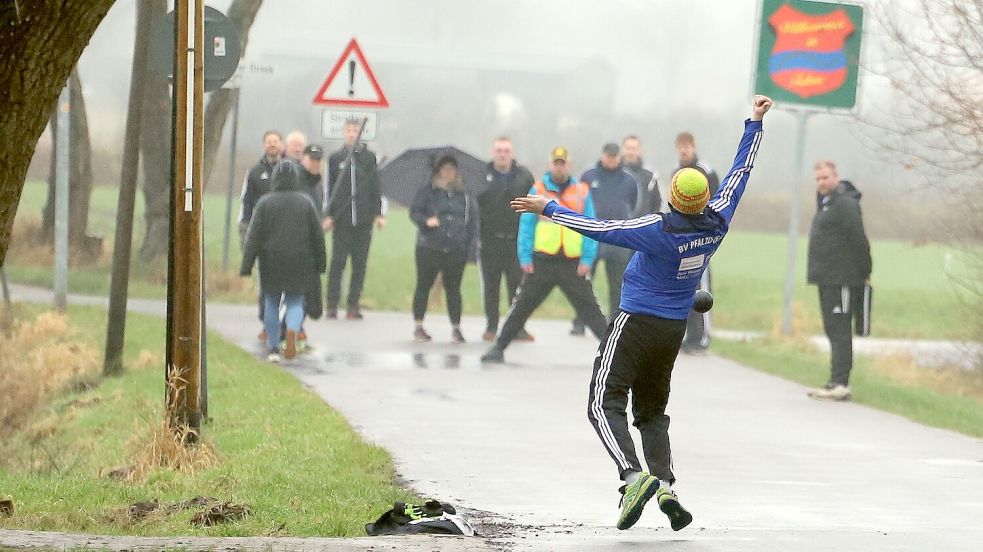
[267,351,281,363]
[808,384,851,401]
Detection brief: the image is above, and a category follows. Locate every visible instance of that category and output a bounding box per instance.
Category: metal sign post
[53,82,70,313]
[221,70,241,271]
[751,0,865,335]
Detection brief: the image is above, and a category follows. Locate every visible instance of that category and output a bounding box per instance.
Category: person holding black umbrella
[410,155,478,344]
[323,118,385,320]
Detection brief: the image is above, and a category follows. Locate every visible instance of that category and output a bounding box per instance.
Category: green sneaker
[657,486,693,531]
[616,473,660,530]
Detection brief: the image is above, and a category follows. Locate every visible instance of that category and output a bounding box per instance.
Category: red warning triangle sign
[312,38,389,108]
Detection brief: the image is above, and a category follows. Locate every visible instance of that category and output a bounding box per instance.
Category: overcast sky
[73,0,917,194]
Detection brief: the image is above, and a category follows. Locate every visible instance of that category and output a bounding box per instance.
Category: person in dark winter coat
[672,132,720,354]
[806,161,872,401]
[572,143,639,334]
[410,155,478,344]
[323,118,386,320]
[240,160,327,363]
[622,135,661,215]
[476,137,536,342]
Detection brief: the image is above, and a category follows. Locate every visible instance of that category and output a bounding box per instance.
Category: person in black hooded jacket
[806,160,872,401]
[410,155,478,344]
[241,160,327,363]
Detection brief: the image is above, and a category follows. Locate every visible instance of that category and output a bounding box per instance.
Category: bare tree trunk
[201,0,263,187]
[41,67,94,254]
[0,1,114,267]
[105,0,154,377]
[137,0,172,261]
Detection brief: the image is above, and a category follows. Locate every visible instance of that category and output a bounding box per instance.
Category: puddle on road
[283,351,512,374]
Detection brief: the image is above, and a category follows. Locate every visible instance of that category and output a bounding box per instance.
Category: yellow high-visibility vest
[532,180,590,259]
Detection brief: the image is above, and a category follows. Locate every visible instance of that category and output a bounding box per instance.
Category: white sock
[624,471,642,485]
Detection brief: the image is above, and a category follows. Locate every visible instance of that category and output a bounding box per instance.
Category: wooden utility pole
[165,0,205,439]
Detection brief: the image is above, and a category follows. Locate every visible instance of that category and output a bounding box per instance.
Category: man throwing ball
[511,96,772,531]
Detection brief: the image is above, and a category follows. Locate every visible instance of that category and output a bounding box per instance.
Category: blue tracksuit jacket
[543,119,764,320]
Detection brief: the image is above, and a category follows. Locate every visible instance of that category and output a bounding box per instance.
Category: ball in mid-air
[692,289,713,313]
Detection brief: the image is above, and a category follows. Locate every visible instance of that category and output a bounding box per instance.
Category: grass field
[0,304,416,537]
[714,337,983,438]
[6,180,978,340]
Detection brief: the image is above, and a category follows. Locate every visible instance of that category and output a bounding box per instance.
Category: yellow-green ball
[670,168,710,214]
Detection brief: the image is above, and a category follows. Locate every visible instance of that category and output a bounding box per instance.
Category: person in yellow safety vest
[481,146,608,363]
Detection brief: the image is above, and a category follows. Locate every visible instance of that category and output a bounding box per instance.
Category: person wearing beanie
[671,132,720,355]
[240,160,327,363]
[410,154,478,344]
[509,96,772,532]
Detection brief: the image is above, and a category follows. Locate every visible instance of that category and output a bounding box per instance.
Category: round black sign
[149,6,242,92]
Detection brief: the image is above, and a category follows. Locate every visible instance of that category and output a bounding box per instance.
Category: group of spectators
[237,119,719,361]
[237,117,871,404]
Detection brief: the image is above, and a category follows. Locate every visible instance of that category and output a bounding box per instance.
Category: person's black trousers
[496,256,607,349]
[588,311,687,484]
[479,236,523,333]
[413,246,467,325]
[574,255,629,327]
[327,224,373,311]
[818,285,863,386]
[681,265,712,351]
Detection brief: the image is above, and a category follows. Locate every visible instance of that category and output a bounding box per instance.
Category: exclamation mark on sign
[347,60,356,97]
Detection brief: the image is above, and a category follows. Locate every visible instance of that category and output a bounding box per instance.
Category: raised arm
[707,95,772,224]
[512,195,666,256]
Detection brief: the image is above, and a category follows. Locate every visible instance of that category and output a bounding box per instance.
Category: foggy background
[28,0,934,238]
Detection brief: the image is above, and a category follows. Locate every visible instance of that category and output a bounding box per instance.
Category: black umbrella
[379,146,488,207]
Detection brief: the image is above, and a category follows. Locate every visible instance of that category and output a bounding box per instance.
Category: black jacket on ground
[476,161,535,240]
[326,145,381,227]
[807,180,872,286]
[238,154,279,226]
[240,162,327,294]
[410,181,478,254]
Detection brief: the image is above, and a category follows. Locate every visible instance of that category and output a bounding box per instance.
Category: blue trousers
[263,292,304,352]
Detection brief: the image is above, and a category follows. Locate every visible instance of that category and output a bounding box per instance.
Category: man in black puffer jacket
[806,160,872,401]
[476,137,536,342]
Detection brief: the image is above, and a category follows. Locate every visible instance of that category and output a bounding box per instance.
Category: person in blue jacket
[509,96,772,532]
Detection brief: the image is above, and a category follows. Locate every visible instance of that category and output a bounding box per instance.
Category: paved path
[5,285,983,551]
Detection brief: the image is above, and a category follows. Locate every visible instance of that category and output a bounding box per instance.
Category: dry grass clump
[132,349,160,371]
[870,353,983,403]
[0,311,100,435]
